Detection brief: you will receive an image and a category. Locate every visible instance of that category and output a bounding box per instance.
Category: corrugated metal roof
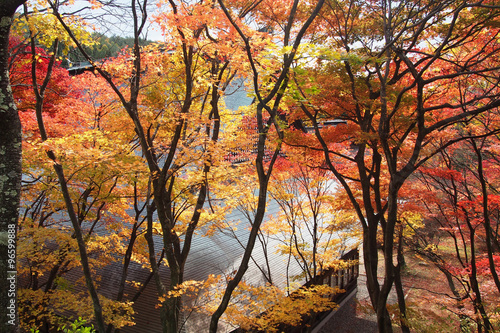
[19,190,357,332]
[116,197,357,332]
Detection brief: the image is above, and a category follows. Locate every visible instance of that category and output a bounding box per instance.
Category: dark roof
[116,196,358,333]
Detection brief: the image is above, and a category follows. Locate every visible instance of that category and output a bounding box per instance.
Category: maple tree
[17,76,140,332]
[280,1,500,332]
[41,1,330,332]
[189,155,356,331]
[9,6,148,329]
[207,1,329,331]
[46,1,256,332]
[214,155,361,331]
[267,157,361,283]
[6,1,500,332]
[19,3,109,330]
[406,111,500,332]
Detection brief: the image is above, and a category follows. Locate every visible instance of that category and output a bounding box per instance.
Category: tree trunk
[395,228,410,333]
[145,205,169,333]
[467,225,492,332]
[471,139,500,294]
[0,2,26,332]
[361,215,394,333]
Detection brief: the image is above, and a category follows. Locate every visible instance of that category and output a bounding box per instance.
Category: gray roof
[115,196,358,333]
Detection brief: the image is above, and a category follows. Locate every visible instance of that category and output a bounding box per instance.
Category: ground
[316,247,463,333]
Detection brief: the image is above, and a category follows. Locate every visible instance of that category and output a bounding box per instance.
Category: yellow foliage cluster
[19,288,134,332]
[13,5,94,55]
[202,281,340,332]
[12,0,357,331]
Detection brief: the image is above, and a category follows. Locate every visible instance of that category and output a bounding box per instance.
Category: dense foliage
[65,33,153,64]
[1,1,500,333]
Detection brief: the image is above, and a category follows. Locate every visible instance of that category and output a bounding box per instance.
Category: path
[314,249,401,333]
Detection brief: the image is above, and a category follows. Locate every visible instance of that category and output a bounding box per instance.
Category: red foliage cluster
[9,34,84,138]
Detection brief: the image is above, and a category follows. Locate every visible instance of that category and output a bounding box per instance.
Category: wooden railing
[283,248,360,333]
[304,248,359,305]
[231,248,359,332]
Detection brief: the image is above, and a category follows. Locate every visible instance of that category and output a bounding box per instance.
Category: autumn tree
[15,70,139,333]
[7,6,153,330]
[48,1,254,332]
[16,4,115,330]
[212,155,361,331]
[208,0,327,331]
[407,111,500,332]
[267,157,361,284]
[196,155,356,331]
[41,1,332,332]
[282,1,500,332]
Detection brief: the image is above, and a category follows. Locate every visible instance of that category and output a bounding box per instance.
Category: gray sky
[59,0,164,41]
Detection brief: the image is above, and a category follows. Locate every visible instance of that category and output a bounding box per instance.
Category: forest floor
[316,248,459,333]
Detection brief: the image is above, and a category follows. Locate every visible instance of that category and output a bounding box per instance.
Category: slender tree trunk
[27,33,106,331]
[209,0,325,330]
[363,224,380,307]
[362,216,394,333]
[0,3,26,332]
[467,225,492,332]
[471,140,500,294]
[51,164,107,332]
[209,102,274,332]
[145,204,169,333]
[376,182,406,333]
[395,225,410,333]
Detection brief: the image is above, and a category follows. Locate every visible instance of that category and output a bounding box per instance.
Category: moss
[0,16,13,27]
[0,231,8,246]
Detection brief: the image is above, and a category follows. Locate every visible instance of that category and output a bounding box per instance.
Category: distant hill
[64,33,153,66]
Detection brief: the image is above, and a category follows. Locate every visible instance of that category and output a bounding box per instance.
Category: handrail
[231,248,359,332]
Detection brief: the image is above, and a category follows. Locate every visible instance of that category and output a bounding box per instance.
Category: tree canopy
[1,0,500,333]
